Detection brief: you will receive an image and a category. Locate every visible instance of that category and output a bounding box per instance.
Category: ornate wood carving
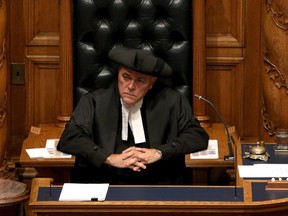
[0,92,6,127]
[266,0,288,31]
[0,0,10,179]
[0,39,4,70]
[262,0,288,136]
[264,56,288,95]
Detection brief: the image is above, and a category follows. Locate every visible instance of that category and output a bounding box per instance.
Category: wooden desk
[18,125,74,184]
[186,123,236,184]
[235,140,288,187]
[19,123,236,185]
[27,178,288,216]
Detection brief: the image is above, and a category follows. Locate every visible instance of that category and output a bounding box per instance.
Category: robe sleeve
[155,94,209,159]
[57,93,110,167]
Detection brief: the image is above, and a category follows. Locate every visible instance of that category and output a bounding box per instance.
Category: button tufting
[73,0,192,105]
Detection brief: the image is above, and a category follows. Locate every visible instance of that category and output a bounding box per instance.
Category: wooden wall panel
[206,0,244,47]
[26,57,59,126]
[205,0,264,142]
[24,0,60,129]
[205,0,244,134]
[24,0,59,46]
[7,0,60,160]
[242,0,262,141]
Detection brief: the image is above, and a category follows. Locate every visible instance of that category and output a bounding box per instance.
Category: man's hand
[104,152,146,172]
[104,147,162,172]
[122,147,162,165]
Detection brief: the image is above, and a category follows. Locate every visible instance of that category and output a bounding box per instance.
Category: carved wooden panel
[0,0,9,177]
[262,0,288,138]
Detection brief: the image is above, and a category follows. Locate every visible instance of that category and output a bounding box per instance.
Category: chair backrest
[73,0,192,106]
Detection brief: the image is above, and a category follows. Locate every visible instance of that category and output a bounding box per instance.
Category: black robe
[57,81,209,184]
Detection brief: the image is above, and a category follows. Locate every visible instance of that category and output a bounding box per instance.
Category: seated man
[57,47,209,184]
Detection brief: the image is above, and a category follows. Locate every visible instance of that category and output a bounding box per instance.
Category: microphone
[195,94,238,199]
[194,94,234,161]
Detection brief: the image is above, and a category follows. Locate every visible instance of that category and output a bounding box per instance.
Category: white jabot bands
[121,99,146,144]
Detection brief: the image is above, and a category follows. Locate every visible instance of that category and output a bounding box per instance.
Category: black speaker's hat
[108,47,172,77]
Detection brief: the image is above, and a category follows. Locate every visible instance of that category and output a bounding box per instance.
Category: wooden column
[192,0,210,127]
[0,0,10,178]
[56,0,73,128]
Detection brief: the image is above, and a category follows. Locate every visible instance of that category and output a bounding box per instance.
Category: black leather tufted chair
[73,0,192,107]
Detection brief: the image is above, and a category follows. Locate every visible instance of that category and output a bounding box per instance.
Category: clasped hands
[105,146,162,172]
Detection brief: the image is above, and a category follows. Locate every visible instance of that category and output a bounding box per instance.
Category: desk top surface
[29,178,288,216]
[242,144,287,165]
[38,185,244,202]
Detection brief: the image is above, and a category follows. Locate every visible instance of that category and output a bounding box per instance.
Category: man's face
[118,66,157,106]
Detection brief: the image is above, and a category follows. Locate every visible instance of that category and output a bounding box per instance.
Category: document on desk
[25,139,72,158]
[238,164,288,178]
[25,148,71,158]
[59,183,109,201]
[190,139,218,159]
